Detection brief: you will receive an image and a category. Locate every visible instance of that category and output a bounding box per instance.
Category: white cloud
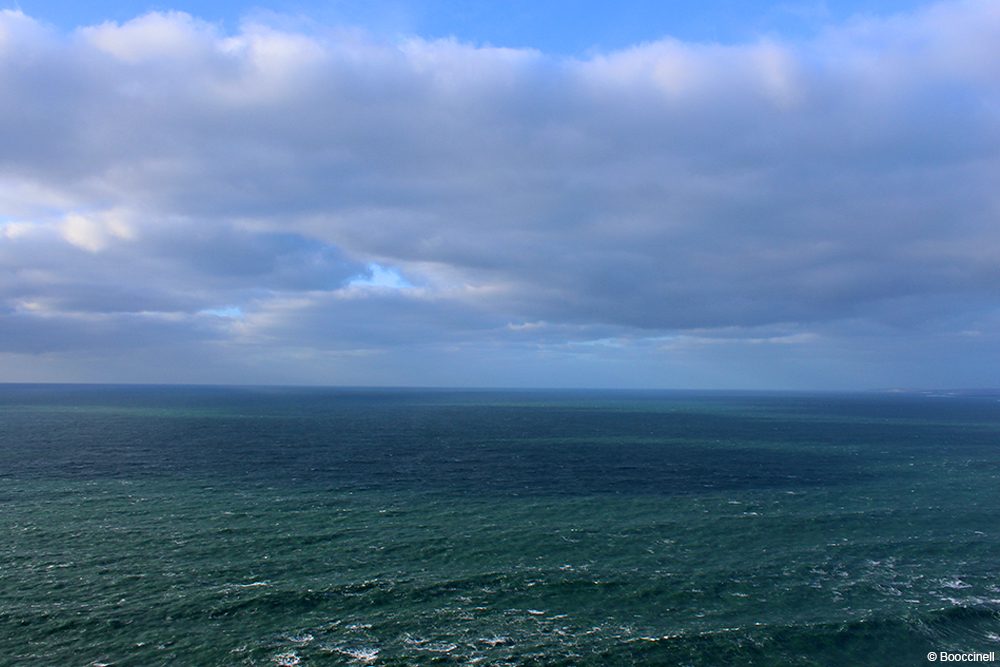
[0,2,998,386]
[80,12,218,63]
[60,209,134,252]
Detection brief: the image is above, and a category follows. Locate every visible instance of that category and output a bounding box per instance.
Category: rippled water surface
[2,385,999,665]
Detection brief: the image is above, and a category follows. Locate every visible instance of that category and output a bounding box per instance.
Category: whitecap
[346,623,373,630]
[404,636,458,653]
[334,646,380,663]
[479,636,510,647]
[422,643,458,653]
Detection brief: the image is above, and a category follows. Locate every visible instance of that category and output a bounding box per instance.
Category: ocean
[1,385,998,665]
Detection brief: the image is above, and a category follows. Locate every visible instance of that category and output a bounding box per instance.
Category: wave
[595,605,1000,667]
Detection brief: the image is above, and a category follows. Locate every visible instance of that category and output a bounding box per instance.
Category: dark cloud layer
[1,2,998,387]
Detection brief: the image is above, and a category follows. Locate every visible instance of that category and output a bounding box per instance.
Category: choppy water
[2,385,999,665]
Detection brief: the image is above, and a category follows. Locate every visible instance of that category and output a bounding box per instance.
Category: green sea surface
[1,385,999,665]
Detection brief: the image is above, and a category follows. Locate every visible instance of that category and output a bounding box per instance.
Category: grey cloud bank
[1,2,998,388]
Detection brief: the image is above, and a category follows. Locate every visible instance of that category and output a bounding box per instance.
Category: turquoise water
[2,386,999,665]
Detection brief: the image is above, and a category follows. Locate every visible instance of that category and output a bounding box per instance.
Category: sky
[0,0,997,389]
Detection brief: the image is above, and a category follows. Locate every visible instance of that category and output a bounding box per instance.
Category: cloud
[0,2,998,387]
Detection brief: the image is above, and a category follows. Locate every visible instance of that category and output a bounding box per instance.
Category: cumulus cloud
[0,1,998,387]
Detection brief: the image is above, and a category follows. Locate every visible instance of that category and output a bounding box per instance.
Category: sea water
[1,385,998,665]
